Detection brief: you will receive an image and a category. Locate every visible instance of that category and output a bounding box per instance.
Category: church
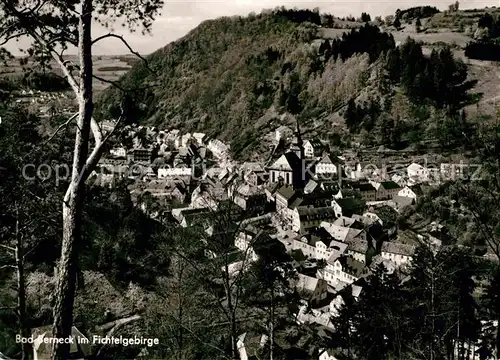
[268,120,307,190]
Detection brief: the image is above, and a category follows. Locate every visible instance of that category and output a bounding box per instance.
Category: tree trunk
[51,0,93,359]
[15,206,29,360]
[270,286,274,360]
[496,317,500,360]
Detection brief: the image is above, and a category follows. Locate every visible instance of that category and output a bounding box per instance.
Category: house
[157,166,192,179]
[172,207,213,228]
[293,234,320,259]
[295,274,328,304]
[234,184,267,214]
[370,180,402,200]
[345,237,370,263]
[109,147,127,158]
[329,282,363,317]
[331,198,366,218]
[324,255,369,290]
[303,139,325,158]
[207,139,230,160]
[407,162,429,185]
[369,254,398,274]
[192,132,206,146]
[235,227,276,263]
[388,195,415,212]
[190,180,228,209]
[398,185,426,202]
[237,332,268,360]
[292,206,337,233]
[315,154,338,177]
[380,241,416,267]
[132,148,152,162]
[32,325,91,360]
[240,162,267,186]
[320,221,363,243]
[326,240,348,263]
[350,182,377,201]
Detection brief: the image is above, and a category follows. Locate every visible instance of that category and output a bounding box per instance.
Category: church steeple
[291,117,304,160]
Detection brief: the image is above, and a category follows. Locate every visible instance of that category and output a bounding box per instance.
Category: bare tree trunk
[496,319,500,360]
[177,259,184,360]
[270,286,274,360]
[15,206,29,360]
[51,0,93,358]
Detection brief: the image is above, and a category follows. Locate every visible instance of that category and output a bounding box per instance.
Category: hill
[98,7,494,160]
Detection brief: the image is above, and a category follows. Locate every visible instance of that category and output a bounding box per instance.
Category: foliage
[333,245,482,360]
[396,6,440,20]
[19,71,71,92]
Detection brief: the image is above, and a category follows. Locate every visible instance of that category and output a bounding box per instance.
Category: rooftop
[381,180,401,190]
[381,241,416,256]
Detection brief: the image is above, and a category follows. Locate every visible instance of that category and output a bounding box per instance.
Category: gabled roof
[300,233,324,247]
[351,182,376,192]
[391,195,414,207]
[326,241,348,264]
[337,256,367,278]
[381,241,416,256]
[346,237,369,254]
[269,152,302,171]
[334,198,366,211]
[296,273,321,293]
[381,180,401,190]
[297,206,337,221]
[318,154,334,164]
[276,185,296,200]
[305,138,324,149]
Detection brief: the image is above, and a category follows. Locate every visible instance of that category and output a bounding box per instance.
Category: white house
[315,155,338,177]
[370,180,402,200]
[110,147,127,158]
[208,139,230,160]
[323,256,368,290]
[407,163,429,185]
[192,132,206,146]
[158,167,192,179]
[293,235,319,259]
[292,206,337,233]
[303,139,325,158]
[380,241,416,267]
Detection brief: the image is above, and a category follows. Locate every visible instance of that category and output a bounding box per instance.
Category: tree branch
[0,264,16,270]
[44,112,79,144]
[91,33,156,75]
[0,244,16,252]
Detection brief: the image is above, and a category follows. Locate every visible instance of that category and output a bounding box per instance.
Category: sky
[2,0,499,55]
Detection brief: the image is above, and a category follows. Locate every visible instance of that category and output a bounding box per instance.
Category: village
[84,118,481,360]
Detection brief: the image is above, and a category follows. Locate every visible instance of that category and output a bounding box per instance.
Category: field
[1,54,136,93]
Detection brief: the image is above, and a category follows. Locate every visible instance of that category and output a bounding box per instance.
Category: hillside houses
[94,122,452,355]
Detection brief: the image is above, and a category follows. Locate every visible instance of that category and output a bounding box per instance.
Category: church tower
[290,118,304,160]
[289,118,305,190]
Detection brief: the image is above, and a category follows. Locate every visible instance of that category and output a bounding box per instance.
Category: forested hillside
[99,7,482,159]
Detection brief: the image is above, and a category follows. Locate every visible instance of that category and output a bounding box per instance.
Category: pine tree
[482,266,500,358]
[394,17,401,30]
[416,18,422,32]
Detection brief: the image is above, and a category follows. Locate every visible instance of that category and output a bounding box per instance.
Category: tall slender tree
[0,1,163,358]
